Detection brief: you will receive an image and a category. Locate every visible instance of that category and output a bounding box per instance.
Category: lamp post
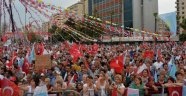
[0,0,2,34]
[8,0,15,33]
[153,12,158,33]
[110,11,114,26]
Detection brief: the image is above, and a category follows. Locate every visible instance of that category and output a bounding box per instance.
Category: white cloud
[159,0,176,14]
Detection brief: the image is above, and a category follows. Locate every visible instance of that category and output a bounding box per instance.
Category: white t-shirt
[83,84,96,96]
[153,61,163,70]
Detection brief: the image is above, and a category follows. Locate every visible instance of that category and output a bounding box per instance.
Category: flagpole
[0,0,2,35]
[25,5,27,32]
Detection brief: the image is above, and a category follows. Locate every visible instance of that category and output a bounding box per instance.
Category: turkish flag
[6,55,17,70]
[69,43,82,63]
[88,44,99,55]
[71,43,78,50]
[1,36,7,42]
[35,43,44,55]
[110,55,124,74]
[79,44,87,51]
[168,86,182,96]
[22,58,30,75]
[143,50,154,59]
[157,49,163,61]
[64,41,70,49]
[0,77,20,96]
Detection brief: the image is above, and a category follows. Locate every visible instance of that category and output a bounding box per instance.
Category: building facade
[133,0,158,32]
[89,0,158,32]
[90,0,123,26]
[67,0,89,17]
[176,0,186,23]
[176,0,186,33]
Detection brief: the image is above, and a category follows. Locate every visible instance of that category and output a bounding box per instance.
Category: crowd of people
[0,41,185,96]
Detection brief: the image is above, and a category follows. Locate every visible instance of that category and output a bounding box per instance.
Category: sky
[3,0,176,28]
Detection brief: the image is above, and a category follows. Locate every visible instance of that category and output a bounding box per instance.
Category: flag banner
[0,75,20,96]
[182,86,186,96]
[159,12,177,36]
[28,43,35,64]
[127,88,139,96]
[35,55,52,71]
[3,39,12,46]
[168,86,182,96]
[168,56,177,80]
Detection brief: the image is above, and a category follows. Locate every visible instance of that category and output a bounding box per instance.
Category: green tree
[179,33,186,41]
[48,25,58,34]
[27,32,42,43]
[180,18,186,30]
[179,18,186,41]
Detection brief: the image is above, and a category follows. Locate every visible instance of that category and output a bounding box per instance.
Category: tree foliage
[180,18,186,30]
[179,33,186,41]
[27,32,42,43]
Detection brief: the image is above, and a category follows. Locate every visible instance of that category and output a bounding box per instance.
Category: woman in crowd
[129,76,146,96]
[110,74,125,96]
[155,74,166,87]
[83,76,96,96]
[45,78,53,92]
[95,72,109,96]
[175,71,184,86]
[141,69,150,84]
[163,77,176,87]
[19,78,36,96]
[76,82,83,95]
[145,77,159,95]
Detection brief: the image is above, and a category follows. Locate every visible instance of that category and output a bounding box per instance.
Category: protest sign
[35,55,51,71]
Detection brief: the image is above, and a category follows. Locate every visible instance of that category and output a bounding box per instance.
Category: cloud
[159,0,176,14]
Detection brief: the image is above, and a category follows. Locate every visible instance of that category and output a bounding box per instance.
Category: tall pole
[25,6,27,32]
[5,0,15,34]
[155,16,157,33]
[122,0,124,37]
[0,0,2,34]
[141,0,144,30]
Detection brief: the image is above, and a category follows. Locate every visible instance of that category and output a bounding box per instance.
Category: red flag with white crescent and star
[0,75,20,96]
[168,86,182,96]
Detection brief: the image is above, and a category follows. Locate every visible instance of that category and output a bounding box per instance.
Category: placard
[35,55,51,71]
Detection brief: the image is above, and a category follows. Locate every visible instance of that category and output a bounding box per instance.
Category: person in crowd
[141,69,150,84]
[83,76,96,96]
[175,71,184,86]
[155,74,166,87]
[76,82,83,95]
[45,78,53,92]
[145,77,159,95]
[110,74,125,96]
[19,78,36,96]
[129,76,146,96]
[163,77,176,87]
[95,71,109,96]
